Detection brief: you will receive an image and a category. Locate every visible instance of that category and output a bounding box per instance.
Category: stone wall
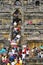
[0,0,43,47]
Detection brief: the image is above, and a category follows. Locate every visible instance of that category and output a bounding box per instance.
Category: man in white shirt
[22,52,26,60]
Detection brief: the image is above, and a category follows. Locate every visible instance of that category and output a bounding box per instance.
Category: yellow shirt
[19,60,22,65]
[7,63,10,65]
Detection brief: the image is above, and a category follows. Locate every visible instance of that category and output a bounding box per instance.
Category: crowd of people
[0,42,42,65]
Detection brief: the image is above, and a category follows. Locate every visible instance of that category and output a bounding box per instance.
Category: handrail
[24,58,43,65]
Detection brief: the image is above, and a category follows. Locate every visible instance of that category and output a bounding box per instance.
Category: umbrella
[40,46,43,49]
[0,48,7,54]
